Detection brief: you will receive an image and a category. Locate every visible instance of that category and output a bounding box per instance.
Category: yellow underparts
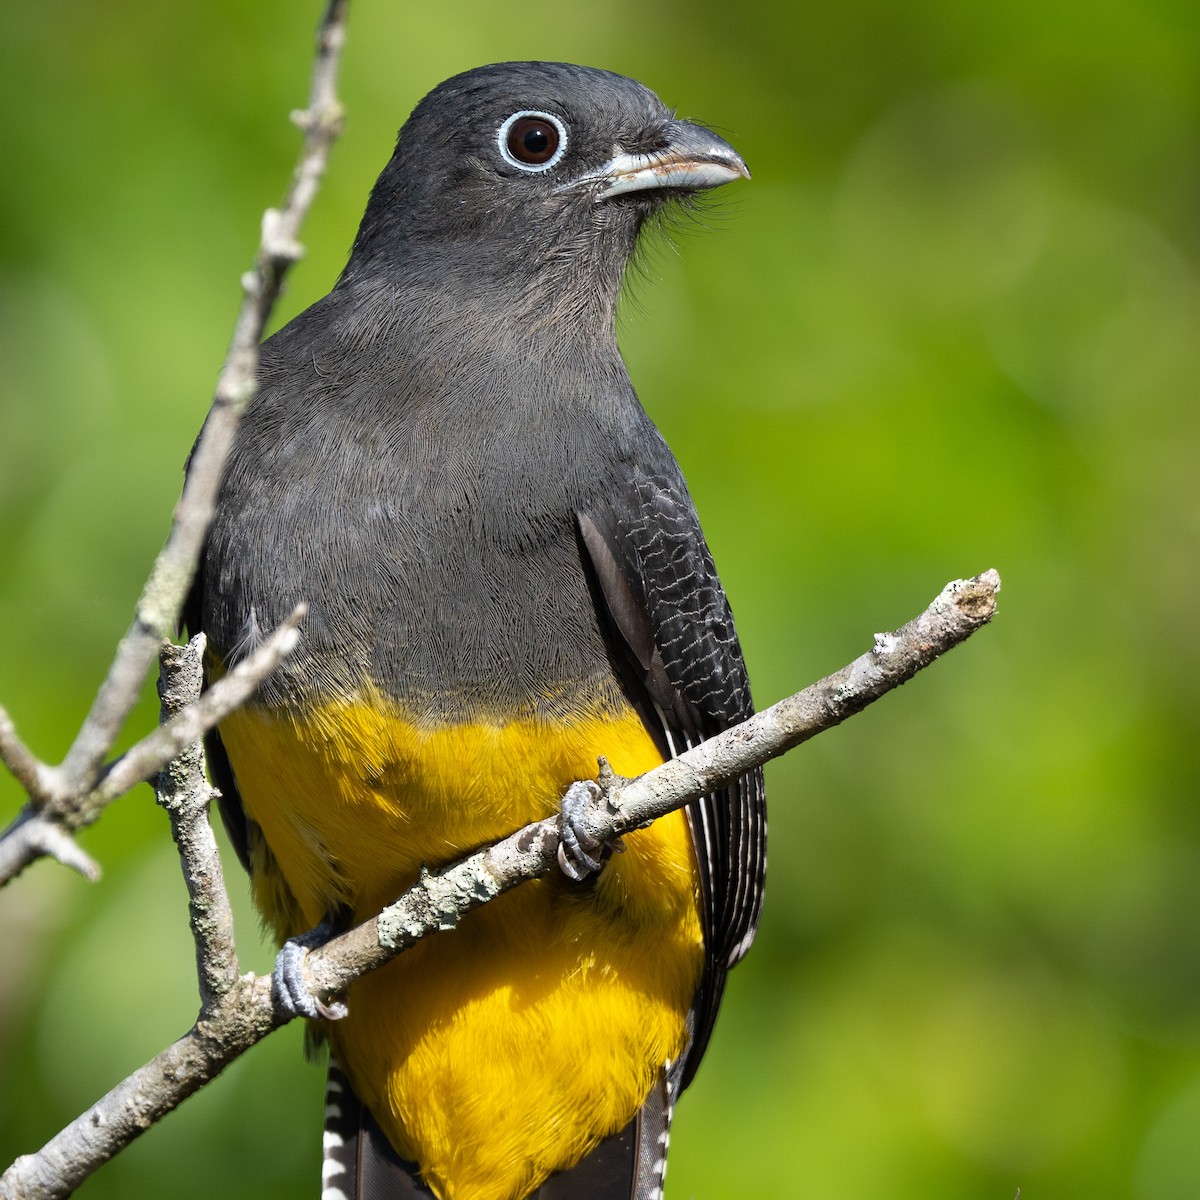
[218,688,703,1200]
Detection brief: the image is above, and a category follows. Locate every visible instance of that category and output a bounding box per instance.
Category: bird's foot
[557,769,625,882]
[272,922,348,1021]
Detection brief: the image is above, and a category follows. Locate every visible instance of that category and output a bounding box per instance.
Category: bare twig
[0,570,1000,1200]
[57,0,347,799]
[0,810,100,883]
[0,0,350,889]
[0,610,307,889]
[97,606,305,804]
[0,709,48,800]
[0,619,304,892]
[155,636,241,1009]
[0,975,277,1200]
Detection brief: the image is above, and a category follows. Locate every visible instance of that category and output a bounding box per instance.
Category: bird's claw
[272,925,348,1021]
[558,779,623,882]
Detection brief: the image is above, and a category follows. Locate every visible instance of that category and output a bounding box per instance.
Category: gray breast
[202,352,631,722]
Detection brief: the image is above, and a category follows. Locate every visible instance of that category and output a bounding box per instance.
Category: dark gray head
[342,62,748,322]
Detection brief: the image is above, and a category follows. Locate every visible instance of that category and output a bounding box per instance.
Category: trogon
[187,61,766,1200]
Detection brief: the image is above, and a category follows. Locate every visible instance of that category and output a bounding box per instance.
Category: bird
[187,60,765,1200]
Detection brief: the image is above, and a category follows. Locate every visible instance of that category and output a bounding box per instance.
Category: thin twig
[0,613,302,888]
[155,636,241,1009]
[97,606,305,803]
[0,569,1000,1200]
[0,810,101,883]
[0,708,48,801]
[0,0,350,889]
[57,0,348,796]
[0,975,277,1200]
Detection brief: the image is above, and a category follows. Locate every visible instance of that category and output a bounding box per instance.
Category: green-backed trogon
[187,61,766,1200]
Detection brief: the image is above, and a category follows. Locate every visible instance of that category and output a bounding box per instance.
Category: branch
[0,636,276,1200]
[0,569,999,1200]
[0,610,306,889]
[0,710,48,799]
[155,636,241,1009]
[0,0,349,888]
[95,606,306,804]
[306,569,1001,992]
[0,976,278,1200]
[0,808,101,884]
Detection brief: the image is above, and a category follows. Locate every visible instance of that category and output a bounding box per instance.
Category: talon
[272,925,348,1021]
[558,779,615,882]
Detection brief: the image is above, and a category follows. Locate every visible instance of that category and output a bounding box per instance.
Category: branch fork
[0,0,348,889]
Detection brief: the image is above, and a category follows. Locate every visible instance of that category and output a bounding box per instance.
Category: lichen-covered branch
[0,569,1000,1200]
[0,976,278,1200]
[154,636,240,1009]
[0,0,349,889]
[305,570,1002,995]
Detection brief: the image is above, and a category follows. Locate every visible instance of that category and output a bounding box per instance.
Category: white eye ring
[497,110,568,173]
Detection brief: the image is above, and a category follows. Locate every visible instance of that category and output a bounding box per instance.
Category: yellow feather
[219,689,702,1200]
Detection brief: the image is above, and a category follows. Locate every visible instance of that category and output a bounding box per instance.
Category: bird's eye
[497,110,568,173]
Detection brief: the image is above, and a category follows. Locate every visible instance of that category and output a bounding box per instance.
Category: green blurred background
[2,0,1199,1196]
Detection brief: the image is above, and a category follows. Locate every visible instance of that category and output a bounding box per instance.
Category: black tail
[322,1058,429,1199]
[321,1059,674,1200]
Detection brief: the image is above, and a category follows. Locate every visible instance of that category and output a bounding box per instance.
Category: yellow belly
[218,689,703,1200]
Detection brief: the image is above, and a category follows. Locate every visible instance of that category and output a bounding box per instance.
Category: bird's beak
[567,121,750,201]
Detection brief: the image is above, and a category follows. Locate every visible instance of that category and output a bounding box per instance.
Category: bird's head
[342,62,749,328]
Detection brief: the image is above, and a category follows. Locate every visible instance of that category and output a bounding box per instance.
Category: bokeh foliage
[2,1,1199,1196]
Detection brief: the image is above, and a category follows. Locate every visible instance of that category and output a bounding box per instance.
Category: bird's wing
[578,465,766,1091]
